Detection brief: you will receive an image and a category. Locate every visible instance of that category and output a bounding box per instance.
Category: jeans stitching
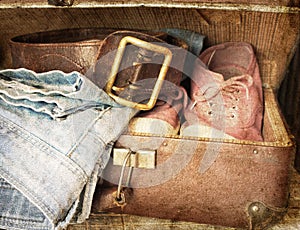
[0,115,87,180]
[0,115,88,223]
[0,216,50,230]
[0,169,56,223]
[67,107,110,158]
[0,177,48,223]
[0,214,46,224]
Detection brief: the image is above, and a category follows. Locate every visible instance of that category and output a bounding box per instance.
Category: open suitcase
[89,5,299,230]
[0,1,299,230]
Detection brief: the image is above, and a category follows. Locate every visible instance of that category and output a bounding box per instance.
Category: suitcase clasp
[112,148,156,206]
[113,148,156,169]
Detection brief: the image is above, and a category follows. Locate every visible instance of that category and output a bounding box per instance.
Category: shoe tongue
[210,64,249,81]
[192,61,224,90]
[207,44,252,67]
[201,44,254,80]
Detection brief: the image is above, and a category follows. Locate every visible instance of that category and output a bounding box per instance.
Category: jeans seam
[0,172,54,222]
[0,214,46,224]
[0,169,56,223]
[66,107,110,158]
[0,115,87,180]
[0,115,87,223]
[0,216,50,230]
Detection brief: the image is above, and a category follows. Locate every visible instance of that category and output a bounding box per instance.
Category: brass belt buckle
[104,36,173,111]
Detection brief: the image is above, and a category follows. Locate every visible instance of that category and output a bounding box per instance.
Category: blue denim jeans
[0,69,137,230]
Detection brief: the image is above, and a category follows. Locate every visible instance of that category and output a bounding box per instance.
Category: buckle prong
[104,36,172,111]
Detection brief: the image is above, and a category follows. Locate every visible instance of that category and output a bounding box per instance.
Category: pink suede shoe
[181,42,263,141]
[128,86,187,135]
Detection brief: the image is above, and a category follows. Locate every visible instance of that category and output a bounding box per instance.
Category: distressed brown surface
[90,89,295,229]
[0,0,299,7]
[9,28,115,74]
[0,7,299,89]
[0,2,299,230]
[68,168,300,230]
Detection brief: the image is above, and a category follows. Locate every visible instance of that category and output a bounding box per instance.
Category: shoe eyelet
[232,106,237,110]
[230,113,235,119]
[208,111,213,115]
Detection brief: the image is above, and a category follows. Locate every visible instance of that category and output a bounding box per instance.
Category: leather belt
[10,28,188,110]
[10,28,117,74]
[88,30,188,110]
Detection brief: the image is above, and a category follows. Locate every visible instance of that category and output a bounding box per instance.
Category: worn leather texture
[10,28,118,74]
[8,28,296,230]
[94,89,295,229]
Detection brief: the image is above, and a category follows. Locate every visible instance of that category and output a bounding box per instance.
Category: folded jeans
[0,69,137,230]
[0,69,120,119]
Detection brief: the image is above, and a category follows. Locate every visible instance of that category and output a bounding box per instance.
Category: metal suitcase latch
[113,148,156,169]
[112,148,156,207]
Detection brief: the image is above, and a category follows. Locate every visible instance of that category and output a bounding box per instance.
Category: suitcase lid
[0,0,298,7]
[0,2,299,89]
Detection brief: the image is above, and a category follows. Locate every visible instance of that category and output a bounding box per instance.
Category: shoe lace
[191,74,253,109]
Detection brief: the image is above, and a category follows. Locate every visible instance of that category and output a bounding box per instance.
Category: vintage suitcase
[89,7,298,230]
[0,1,299,230]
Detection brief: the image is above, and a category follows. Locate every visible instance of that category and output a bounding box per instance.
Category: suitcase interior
[0,1,299,230]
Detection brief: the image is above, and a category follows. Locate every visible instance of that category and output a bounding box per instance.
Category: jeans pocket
[0,177,52,230]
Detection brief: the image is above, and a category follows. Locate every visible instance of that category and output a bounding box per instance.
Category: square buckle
[104,36,173,111]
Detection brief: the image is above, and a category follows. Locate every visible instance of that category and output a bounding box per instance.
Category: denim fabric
[0,69,120,119]
[161,28,205,56]
[0,177,51,230]
[0,69,137,230]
